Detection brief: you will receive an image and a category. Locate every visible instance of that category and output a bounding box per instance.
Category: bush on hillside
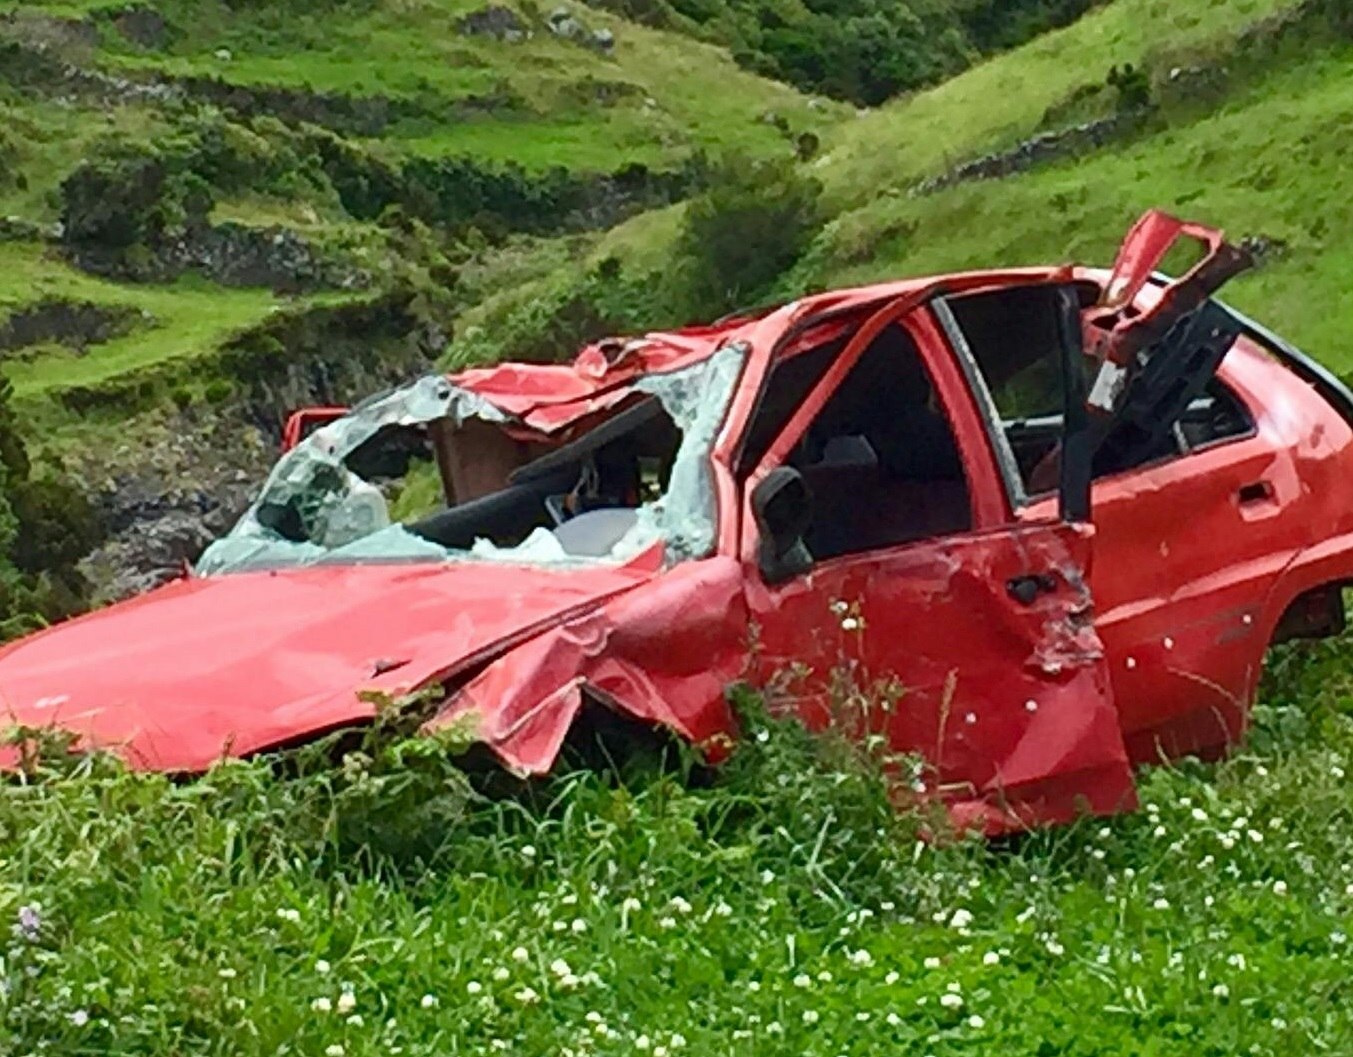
[674,155,822,318]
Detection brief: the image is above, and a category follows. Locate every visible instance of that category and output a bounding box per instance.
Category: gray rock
[456,5,526,40]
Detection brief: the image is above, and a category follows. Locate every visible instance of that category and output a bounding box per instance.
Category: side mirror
[751,467,814,584]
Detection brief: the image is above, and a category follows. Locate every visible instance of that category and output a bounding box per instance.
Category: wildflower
[802,1010,820,1025]
[1273,880,1288,896]
[422,994,439,1008]
[793,973,812,988]
[885,971,900,984]
[513,986,540,1004]
[1248,829,1264,843]
[670,1032,686,1048]
[1227,953,1247,970]
[1152,898,1171,910]
[336,992,357,1015]
[1332,931,1347,946]
[856,1011,871,1022]
[816,970,833,983]
[1220,835,1235,850]
[658,916,677,930]
[15,904,41,943]
[886,1012,902,1027]
[325,1047,345,1057]
[571,918,588,934]
[511,946,530,963]
[669,896,693,915]
[636,1034,652,1049]
[218,967,237,980]
[1191,808,1208,822]
[69,1009,90,1027]
[1045,939,1065,956]
[982,951,1000,966]
[312,997,333,1013]
[848,949,874,967]
[761,869,776,885]
[346,1014,363,1027]
[1153,825,1167,838]
[923,956,941,970]
[654,1048,669,1057]
[466,980,483,995]
[276,908,301,924]
[968,1014,986,1029]
[714,901,733,918]
[949,908,974,929]
[315,960,331,975]
[1212,983,1230,999]
[1272,1017,1288,1029]
[622,897,642,913]
[939,992,963,1010]
[492,967,511,982]
[521,845,537,859]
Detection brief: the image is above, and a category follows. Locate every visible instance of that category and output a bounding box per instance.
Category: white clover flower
[521,845,537,859]
[1332,931,1347,946]
[793,973,812,988]
[1098,827,1112,840]
[466,980,483,995]
[336,992,357,1015]
[923,956,941,969]
[513,986,540,1004]
[939,992,964,1010]
[1248,829,1265,844]
[492,967,511,982]
[1153,825,1167,838]
[559,974,581,989]
[1212,983,1229,998]
[69,1009,90,1027]
[982,951,1000,966]
[219,968,237,980]
[346,1014,363,1027]
[1227,953,1247,970]
[622,896,642,913]
[670,1032,686,1048]
[570,918,588,934]
[1045,939,1065,956]
[551,959,572,977]
[511,946,530,963]
[1191,807,1208,822]
[817,970,832,983]
[714,901,733,918]
[670,896,693,915]
[848,948,874,967]
[312,997,333,1013]
[315,959,331,974]
[654,1047,669,1057]
[949,908,974,929]
[886,1011,902,1027]
[1272,1017,1288,1029]
[276,908,301,923]
[635,1034,651,1049]
[802,1010,820,1025]
[1152,898,1171,910]
[746,980,761,992]
[422,994,439,1008]
[761,869,776,885]
[1220,835,1236,850]
[658,916,677,929]
[856,1011,871,1022]
[1273,880,1288,896]
[325,1046,345,1057]
[885,970,900,985]
[968,1014,985,1029]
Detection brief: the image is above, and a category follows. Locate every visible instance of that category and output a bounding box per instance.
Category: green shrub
[674,155,822,318]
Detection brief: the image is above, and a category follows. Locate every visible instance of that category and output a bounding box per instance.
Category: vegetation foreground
[2,630,1351,1056]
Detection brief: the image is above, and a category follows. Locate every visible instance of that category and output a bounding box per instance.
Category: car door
[739,292,1137,835]
[942,211,1264,765]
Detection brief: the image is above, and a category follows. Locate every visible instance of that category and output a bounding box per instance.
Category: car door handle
[1007,573,1058,605]
[1237,480,1274,505]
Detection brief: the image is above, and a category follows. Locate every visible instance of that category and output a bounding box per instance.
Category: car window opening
[197,346,745,574]
[946,282,1254,497]
[759,321,973,563]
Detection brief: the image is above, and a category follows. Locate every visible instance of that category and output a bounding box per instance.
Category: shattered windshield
[196,345,746,575]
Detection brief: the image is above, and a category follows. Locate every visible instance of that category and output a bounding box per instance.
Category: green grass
[792,44,1353,370]
[0,242,310,404]
[3,634,1352,1056]
[87,0,841,173]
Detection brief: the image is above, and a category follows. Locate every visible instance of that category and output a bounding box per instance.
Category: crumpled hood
[0,560,652,771]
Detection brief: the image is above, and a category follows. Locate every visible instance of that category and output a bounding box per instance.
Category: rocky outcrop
[457,5,529,41]
[108,6,169,50]
[0,300,150,356]
[66,222,371,294]
[546,7,616,51]
[912,108,1151,196]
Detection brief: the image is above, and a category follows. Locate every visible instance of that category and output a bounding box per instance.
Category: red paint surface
[4,211,1353,837]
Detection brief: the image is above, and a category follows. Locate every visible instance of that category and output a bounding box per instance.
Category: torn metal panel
[427,557,748,774]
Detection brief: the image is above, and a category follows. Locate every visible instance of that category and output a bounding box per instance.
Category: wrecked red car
[4,210,1353,833]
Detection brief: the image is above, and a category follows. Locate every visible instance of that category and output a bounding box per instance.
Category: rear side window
[945,283,1254,496]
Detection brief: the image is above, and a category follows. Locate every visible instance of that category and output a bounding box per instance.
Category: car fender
[425,557,750,774]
